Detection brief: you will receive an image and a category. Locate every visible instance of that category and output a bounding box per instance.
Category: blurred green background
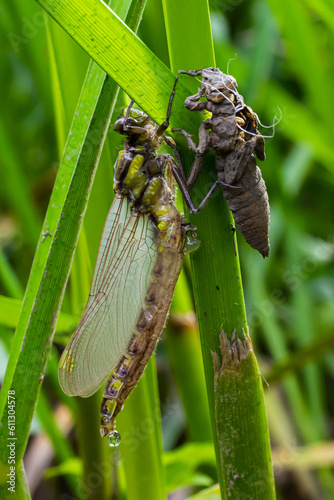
[0,0,334,499]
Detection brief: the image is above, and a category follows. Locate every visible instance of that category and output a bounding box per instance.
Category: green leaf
[35,0,200,131]
[164,442,215,492]
[43,457,82,479]
[187,484,220,500]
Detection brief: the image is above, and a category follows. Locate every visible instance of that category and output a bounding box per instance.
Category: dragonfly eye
[113,118,125,133]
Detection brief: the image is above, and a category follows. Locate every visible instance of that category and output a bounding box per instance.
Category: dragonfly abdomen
[100,225,184,437]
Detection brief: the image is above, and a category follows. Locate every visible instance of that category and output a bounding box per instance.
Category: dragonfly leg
[172,120,211,189]
[179,69,204,77]
[124,100,134,122]
[172,128,197,152]
[186,154,206,189]
[191,180,241,212]
[170,163,198,213]
[122,100,146,135]
[169,150,241,215]
[184,89,206,112]
[156,76,179,137]
[164,136,187,184]
[165,142,216,214]
[187,121,211,188]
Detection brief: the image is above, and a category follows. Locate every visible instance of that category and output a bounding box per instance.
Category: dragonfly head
[114,108,152,135]
[114,107,161,151]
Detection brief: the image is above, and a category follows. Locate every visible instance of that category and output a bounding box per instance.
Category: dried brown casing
[172,68,270,257]
[221,155,270,258]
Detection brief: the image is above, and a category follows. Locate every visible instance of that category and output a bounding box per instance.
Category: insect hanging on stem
[166,67,271,258]
[58,80,199,446]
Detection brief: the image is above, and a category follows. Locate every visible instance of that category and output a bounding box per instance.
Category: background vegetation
[0,0,334,499]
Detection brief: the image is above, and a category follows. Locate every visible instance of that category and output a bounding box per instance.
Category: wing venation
[59,196,159,397]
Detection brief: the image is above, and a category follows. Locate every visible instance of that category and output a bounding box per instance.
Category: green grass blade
[212,333,274,498]
[162,0,276,497]
[166,270,212,443]
[0,3,142,491]
[35,0,201,130]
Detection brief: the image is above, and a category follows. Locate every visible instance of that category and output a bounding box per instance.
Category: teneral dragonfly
[59,94,199,446]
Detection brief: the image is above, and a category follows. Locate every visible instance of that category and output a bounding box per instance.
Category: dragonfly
[58,85,199,446]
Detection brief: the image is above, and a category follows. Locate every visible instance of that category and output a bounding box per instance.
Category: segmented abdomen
[99,208,185,437]
[221,156,270,258]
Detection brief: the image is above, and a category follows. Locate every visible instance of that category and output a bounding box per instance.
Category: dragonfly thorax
[113,148,182,245]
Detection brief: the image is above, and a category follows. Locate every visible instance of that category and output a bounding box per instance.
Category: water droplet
[108,430,121,447]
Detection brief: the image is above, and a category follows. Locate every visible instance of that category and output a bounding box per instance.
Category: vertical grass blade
[212,333,274,498]
[162,0,276,497]
[0,2,147,498]
[166,271,212,443]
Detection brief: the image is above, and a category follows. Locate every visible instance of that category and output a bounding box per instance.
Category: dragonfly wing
[59,195,158,397]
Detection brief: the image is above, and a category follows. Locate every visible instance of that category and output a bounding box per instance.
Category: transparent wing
[59,195,159,397]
